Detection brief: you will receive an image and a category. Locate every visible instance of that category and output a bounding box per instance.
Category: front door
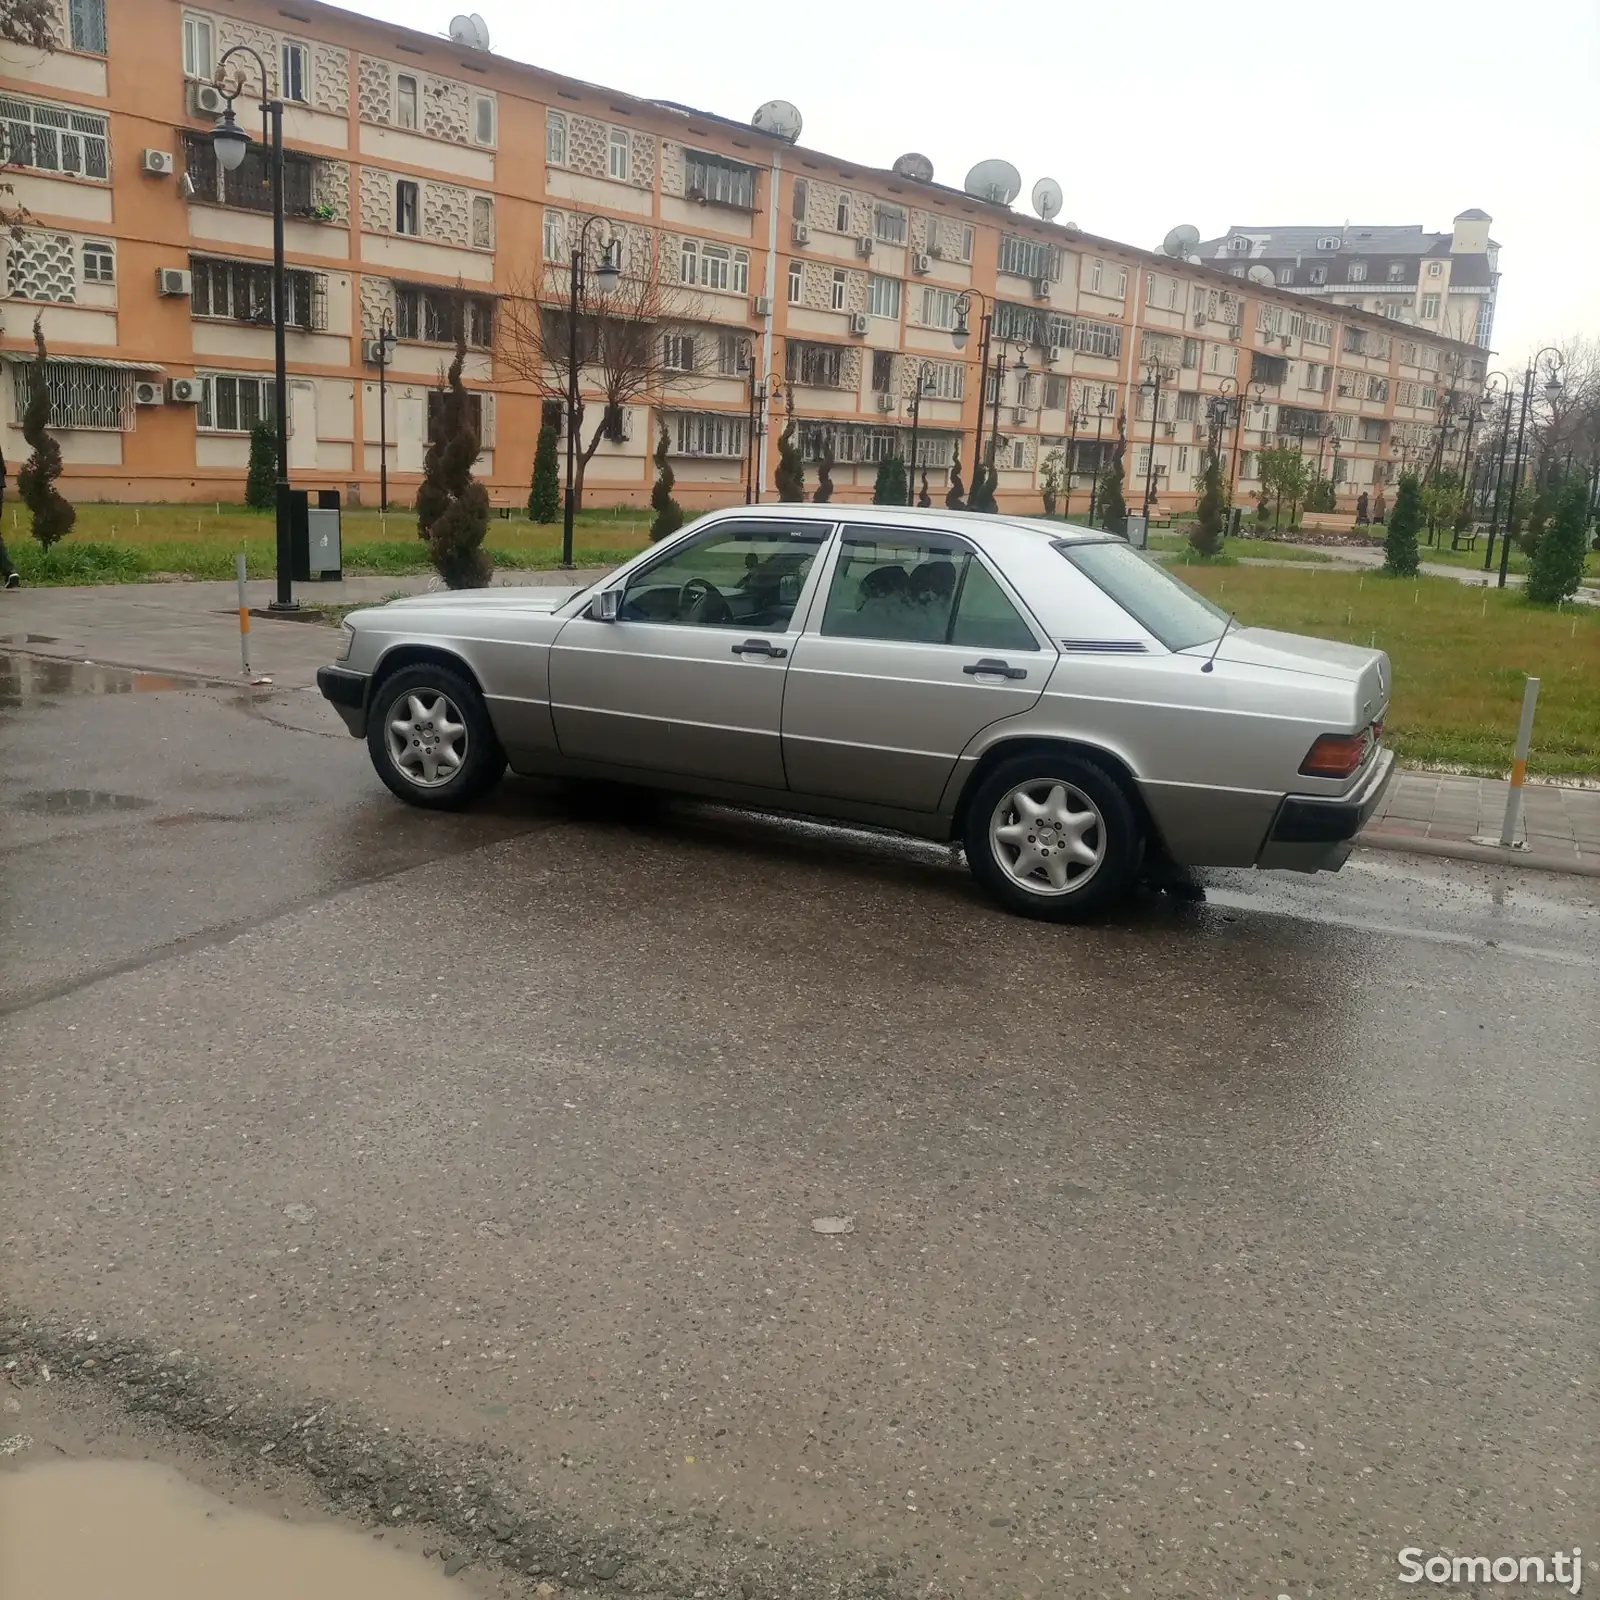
[288,381,317,470]
[782,527,1052,811]
[548,519,832,788]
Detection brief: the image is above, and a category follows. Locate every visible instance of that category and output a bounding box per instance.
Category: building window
[673,411,745,458]
[10,358,134,429]
[1176,445,1189,474]
[661,333,696,372]
[922,361,963,401]
[1229,236,1251,254]
[792,177,807,219]
[182,13,213,77]
[1278,266,1294,284]
[471,195,494,249]
[1114,266,1128,298]
[190,255,324,331]
[717,331,746,377]
[1134,446,1150,478]
[831,268,847,312]
[281,41,309,104]
[872,203,907,245]
[608,127,630,182]
[81,239,113,282]
[1042,374,1066,410]
[1181,337,1200,369]
[787,259,803,304]
[395,180,419,235]
[1000,234,1060,282]
[1304,318,1330,345]
[395,74,418,129]
[871,349,894,391]
[1387,261,1405,282]
[867,274,901,320]
[1176,392,1198,421]
[679,239,749,294]
[1421,294,1440,319]
[1428,261,1442,277]
[546,111,567,166]
[920,285,957,329]
[6,230,77,302]
[1075,317,1122,360]
[473,95,495,146]
[0,95,109,180]
[1343,327,1367,355]
[426,388,486,444]
[68,0,107,53]
[684,150,754,209]
[1089,258,1103,293]
[834,195,851,232]
[195,372,276,434]
[786,341,844,388]
[183,132,316,216]
[1307,266,1327,285]
[542,209,563,261]
[1347,261,1368,283]
[1420,386,1437,409]
[392,287,494,348]
[1367,376,1389,402]
[926,217,973,262]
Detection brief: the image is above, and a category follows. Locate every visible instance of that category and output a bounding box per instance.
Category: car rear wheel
[963,752,1141,921]
[367,663,505,810]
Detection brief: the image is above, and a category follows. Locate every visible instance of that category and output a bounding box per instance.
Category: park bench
[1299,512,1357,534]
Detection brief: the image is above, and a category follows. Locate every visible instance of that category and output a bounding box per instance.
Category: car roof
[707,503,1117,547]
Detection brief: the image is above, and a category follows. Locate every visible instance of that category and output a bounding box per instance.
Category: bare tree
[498,234,721,513]
[2,0,58,233]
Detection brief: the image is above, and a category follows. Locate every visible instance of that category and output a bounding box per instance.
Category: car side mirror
[589,588,622,622]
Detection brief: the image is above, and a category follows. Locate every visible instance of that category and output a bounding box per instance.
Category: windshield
[1055,539,1229,653]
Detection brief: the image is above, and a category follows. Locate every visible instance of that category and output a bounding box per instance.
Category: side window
[822,534,1038,650]
[620,524,827,630]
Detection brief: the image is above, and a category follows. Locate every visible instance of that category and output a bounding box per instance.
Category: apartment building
[1196,215,1499,351]
[1,0,1487,516]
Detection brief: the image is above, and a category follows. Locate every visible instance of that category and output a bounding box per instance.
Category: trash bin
[308,489,341,580]
[1124,514,1149,550]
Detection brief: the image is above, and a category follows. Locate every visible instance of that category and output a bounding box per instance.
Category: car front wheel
[963,752,1141,921]
[366,662,505,810]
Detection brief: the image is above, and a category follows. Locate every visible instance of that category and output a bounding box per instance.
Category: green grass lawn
[1149,535,1331,564]
[1171,565,1599,777]
[5,503,656,585]
[1404,535,1600,582]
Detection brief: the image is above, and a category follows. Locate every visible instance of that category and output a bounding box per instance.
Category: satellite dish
[1247,263,1275,285]
[1031,177,1063,222]
[448,12,489,48]
[1187,254,1202,265]
[752,99,803,143]
[963,159,1022,206]
[1162,223,1200,258]
[892,152,934,183]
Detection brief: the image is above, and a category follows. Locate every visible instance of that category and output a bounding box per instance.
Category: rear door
[548,518,832,787]
[781,526,1053,811]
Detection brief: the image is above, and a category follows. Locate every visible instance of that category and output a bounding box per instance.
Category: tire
[962,751,1142,922]
[366,662,506,811]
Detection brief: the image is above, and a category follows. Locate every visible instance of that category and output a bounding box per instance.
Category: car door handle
[731,638,788,659]
[963,658,1027,680]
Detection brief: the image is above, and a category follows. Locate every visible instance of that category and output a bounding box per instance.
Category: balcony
[1249,351,1289,388]
[183,133,324,220]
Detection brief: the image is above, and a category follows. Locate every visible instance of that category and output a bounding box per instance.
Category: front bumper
[1257,746,1396,872]
[316,665,369,736]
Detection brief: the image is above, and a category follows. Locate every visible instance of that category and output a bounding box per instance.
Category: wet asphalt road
[2,651,1596,1599]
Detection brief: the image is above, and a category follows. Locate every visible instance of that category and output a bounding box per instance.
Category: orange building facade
[1,0,1487,513]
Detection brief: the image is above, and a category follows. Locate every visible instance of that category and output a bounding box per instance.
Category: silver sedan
[318,507,1394,920]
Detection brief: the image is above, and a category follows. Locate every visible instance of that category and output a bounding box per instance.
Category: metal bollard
[1498,676,1540,848]
[236,552,251,677]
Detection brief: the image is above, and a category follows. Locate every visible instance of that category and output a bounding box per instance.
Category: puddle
[0,1458,468,1600]
[0,654,240,707]
[19,788,154,816]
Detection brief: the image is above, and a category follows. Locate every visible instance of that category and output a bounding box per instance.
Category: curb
[1357,831,1600,878]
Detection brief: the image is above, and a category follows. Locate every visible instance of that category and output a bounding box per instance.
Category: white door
[396,395,426,473]
[288,382,317,470]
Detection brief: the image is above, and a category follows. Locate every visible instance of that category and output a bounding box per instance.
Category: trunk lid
[1192,627,1390,721]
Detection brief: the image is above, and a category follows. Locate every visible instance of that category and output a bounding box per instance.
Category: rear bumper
[1257,746,1396,872]
[316,665,369,736]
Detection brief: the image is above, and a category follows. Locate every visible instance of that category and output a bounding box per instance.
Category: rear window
[1054,539,1227,653]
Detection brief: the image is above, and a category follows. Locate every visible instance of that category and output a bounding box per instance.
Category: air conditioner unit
[1047,345,1063,364]
[141,148,174,176]
[875,392,896,413]
[1193,310,1207,327]
[134,381,163,406]
[166,377,201,404]
[749,294,772,319]
[848,311,868,336]
[189,81,228,117]
[1162,421,1177,436]
[1279,335,1291,349]
[912,252,931,275]
[1033,278,1052,301]
[1013,407,1033,425]
[363,339,390,365]
[156,267,192,297]
[792,221,810,246]
[855,235,875,259]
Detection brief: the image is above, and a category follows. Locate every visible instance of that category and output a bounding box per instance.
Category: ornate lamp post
[1139,358,1173,517]
[1087,391,1114,527]
[952,290,992,498]
[906,359,936,506]
[369,314,397,513]
[211,47,293,609]
[1480,373,1514,572]
[562,217,621,568]
[1065,394,1088,519]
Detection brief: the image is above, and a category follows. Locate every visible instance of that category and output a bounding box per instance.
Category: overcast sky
[366,0,1598,370]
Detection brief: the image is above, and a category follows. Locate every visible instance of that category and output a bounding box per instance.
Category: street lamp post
[1139,359,1169,518]
[991,343,1027,488]
[1087,392,1113,528]
[562,218,621,568]
[371,315,396,513]
[211,47,293,610]
[906,359,935,507]
[737,339,759,504]
[1481,376,1515,573]
[1497,348,1564,590]
[1065,397,1087,520]
[952,291,992,500]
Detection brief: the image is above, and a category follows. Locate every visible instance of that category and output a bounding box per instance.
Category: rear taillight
[1300,731,1370,779]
